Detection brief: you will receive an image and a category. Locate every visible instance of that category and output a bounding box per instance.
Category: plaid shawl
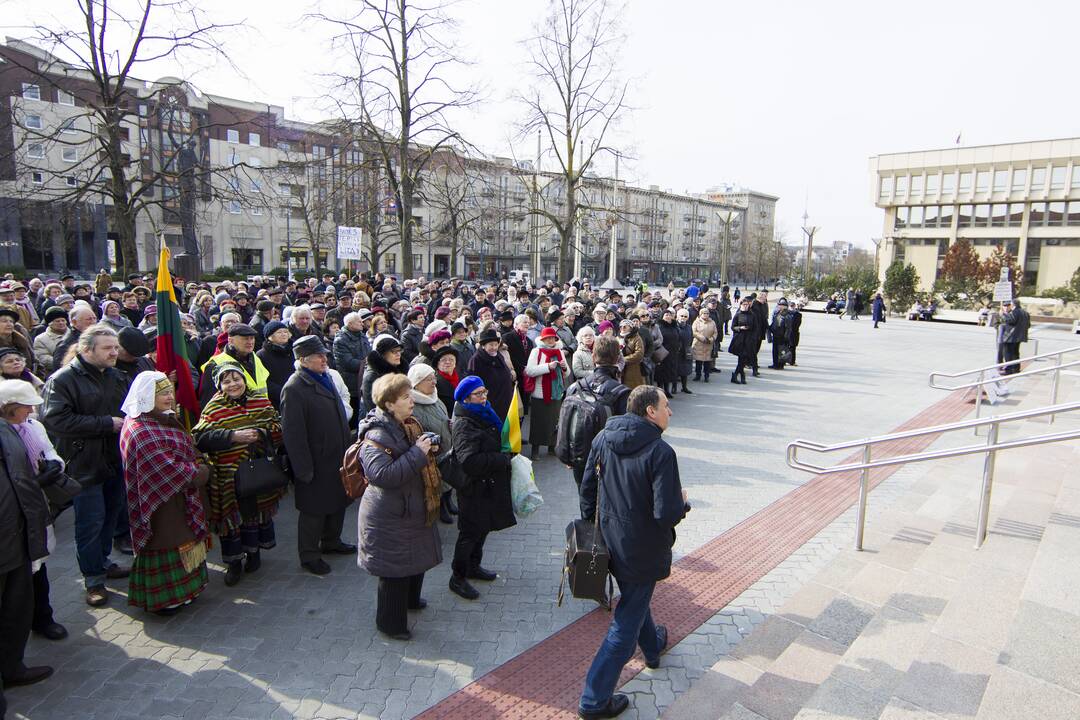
[120,414,207,555]
[192,390,284,535]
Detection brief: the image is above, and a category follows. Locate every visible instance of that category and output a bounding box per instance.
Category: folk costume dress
[119,372,210,613]
[192,367,285,564]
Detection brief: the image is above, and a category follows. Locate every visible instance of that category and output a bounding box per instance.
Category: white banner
[336,226,363,260]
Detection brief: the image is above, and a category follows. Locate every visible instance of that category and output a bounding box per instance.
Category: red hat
[539,326,558,340]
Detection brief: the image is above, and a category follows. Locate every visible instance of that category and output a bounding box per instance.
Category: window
[911,175,924,195]
[59,118,76,135]
[31,172,43,185]
[1051,165,1066,191]
[942,172,956,194]
[226,129,240,143]
[277,183,291,195]
[1031,167,1047,193]
[990,203,1008,227]
[923,205,939,228]
[993,169,1008,192]
[231,249,263,273]
[62,147,78,162]
[1008,203,1024,227]
[21,83,40,100]
[251,205,262,216]
[24,114,43,130]
[1030,202,1046,226]
[413,254,423,272]
[27,143,45,159]
[926,173,940,194]
[227,200,241,214]
[958,172,972,192]
[1067,202,1080,226]
[250,179,262,193]
[1048,201,1066,225]
[248,132,260,146]
[957,204,973,228]
[1012,168,1027,192]
[64,176,77,188]
[895,175,909,194]
[975,171,990,192]
[248,157,261,168]
[313,145,326,159]
[909,206,924,227]
[276,141,291,153]
[894,206,908,229]
[974,204,990,227]
[57,89,74,106]
[939,204,954,228]
[138,103,148,117]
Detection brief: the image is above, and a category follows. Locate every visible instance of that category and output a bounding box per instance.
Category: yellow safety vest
[202,351,269,393]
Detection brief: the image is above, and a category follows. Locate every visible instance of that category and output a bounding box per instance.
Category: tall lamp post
[715,210,738,286]
[801,209,819,281]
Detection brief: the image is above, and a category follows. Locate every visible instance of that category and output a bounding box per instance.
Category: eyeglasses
[468,388,489,398]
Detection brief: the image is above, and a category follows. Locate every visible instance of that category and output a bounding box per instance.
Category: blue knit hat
[453,375,485,403]
[263,320,288,339]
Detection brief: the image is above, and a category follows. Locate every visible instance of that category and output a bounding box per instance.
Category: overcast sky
[6,0,1080,250]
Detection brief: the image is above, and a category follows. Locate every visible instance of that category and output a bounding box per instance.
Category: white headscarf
[121,371,169,419]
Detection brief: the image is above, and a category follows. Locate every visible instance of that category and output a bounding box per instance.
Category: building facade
[871,137,1080,293]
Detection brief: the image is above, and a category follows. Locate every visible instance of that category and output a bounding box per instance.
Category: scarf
[437,369,459,387]
[535,346,565,403]
[401,415,442,526]
[410,388,437,406]
[14,419,51,473]
[303,367,338,397]
[461,400,503,429]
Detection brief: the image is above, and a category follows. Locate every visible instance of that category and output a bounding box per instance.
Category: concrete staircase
[663,381,1080,720]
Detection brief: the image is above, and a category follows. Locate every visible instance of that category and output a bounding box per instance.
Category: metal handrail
[929,344,1080,427]
[786,401,1080,551]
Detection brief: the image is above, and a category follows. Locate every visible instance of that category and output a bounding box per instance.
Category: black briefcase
[557,461,613,608]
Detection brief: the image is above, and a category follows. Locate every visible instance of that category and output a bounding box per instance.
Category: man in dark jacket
[560,336,630,489]
[767,299,794,370]
[332,312,370,425]
[51,305,97,370]
[41,324,132,607]
[578,385,686,719]
[280,336,354,576]
[749,292,769,376]
[999,300,1031,375]
[400,309,426,367]
[0,419,56,708]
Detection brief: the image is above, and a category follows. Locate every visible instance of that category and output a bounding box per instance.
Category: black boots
[244,550,261,574]
[224,559,243,587]
[449,574,479,600]
[731,372,739,384]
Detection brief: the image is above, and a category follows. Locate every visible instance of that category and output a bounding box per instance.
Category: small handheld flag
[501,385,522,454]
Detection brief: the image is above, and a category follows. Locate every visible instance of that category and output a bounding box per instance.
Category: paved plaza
[7,312,1078,720]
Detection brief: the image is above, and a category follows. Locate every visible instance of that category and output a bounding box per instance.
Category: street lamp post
[801,209,819,281]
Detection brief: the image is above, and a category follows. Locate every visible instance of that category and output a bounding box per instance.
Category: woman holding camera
[356,374,443,640]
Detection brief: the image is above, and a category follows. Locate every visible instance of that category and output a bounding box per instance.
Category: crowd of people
[0,267,809,718]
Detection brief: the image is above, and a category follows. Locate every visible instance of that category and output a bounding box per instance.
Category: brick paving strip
[416,388,975,720]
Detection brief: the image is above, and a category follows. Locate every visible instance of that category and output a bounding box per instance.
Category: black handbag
[557,458,613,609]
[438,453,469,492]
[233,432,291,498]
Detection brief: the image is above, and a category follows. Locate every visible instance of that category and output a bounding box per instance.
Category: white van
[508,269,532,285]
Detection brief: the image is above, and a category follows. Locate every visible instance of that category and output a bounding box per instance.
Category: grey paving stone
[999,600,1080,696]
[794,676,890,720]
[807,596,877,648]
[729,615,806,671]
[895,633,995,720]
[977,664,1080,720]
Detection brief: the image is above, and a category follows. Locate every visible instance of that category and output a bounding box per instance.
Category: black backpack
[555,376,621,467]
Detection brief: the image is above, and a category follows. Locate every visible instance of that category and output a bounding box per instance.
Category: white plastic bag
[510,454,543,517]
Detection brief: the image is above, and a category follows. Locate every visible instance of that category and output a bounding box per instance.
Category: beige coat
[691,316,717,362]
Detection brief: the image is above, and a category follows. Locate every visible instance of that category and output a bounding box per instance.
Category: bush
[213,266,239,279]
[883,261,919,314]
[1038,286,1077,302]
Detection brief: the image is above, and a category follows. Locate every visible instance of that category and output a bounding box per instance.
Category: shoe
[578,693,630,718]
[224,559,244,586]
[449,575,480,600]
[408,598,428,611]
[244,550,261,574]
[320,543,357,555]
[113,536,134,556]
[467,566,497,581]
[681,387,692,394]
[380,629,412,641]
[704,375,710,383]
[645,625,669,669]
[768,365,779,369]
[105,563,130,580]
[789,362,797,366]
[752,370,760,377]
[530,447,540,461]
[731,373,739,384]
[85,586,108,607]
[32,622,68,641]
[301,559,332,575]
[446,494,459,515]
[153,605,183,617]
[664,390,674,399]
[3,665,54,689]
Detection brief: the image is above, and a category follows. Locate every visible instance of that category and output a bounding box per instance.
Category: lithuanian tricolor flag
[155,247,199,418]
[501,385,521,454]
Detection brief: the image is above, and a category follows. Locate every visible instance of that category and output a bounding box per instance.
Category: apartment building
[1,38,774,282]
[871,137,1080,293]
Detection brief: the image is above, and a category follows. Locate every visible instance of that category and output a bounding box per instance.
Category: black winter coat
[332,328,369,396]
[579,414,685,584]
[751,301,769,346]
[768,312,793,347]
[466,349,515,421]
[400,324,423,367]
[0,420,51,571]
[655,320,681,383]
[280,369,352,515]
[356,410,442,578]
[676,322,694,377]
[450,403,516,534]
[41,356,131,488]
[361,351,405,415]
[501,329,530,381]
[728,310,758,360]
[256,341,295,410]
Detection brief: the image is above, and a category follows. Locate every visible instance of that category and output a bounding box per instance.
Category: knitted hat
[212,361,246,389]
[263,320,288,339]
[118,326,149,357]
[427,329,451,346]
[453,375,485,403]
[407,363,435,387]
[44,306,68,324]
[597,320,614,334]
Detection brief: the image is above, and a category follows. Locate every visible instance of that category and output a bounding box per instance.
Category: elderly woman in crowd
[33,307,69,378]
[0,379,79,642]
[466,328,515,421]
[572,326,597,380]
[692,305,718,382]
[619,319,645,388]
[255,321,294,410]
[357,374,442,640]
[524,326,569,459]
[192,362,286,587]
[280,336,353,576]
[408,363,458,525]
[432,346,458,415]
[0,307,33,366]
[448,376,515,601]
[0,347,43,394]
[100,300,133,332]
[675,308,694,394]
[119,372,211,615]
[361,334,404,414]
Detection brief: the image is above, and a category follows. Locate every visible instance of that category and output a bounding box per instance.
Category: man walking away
[999,299,1030,375]
[577,385,687,718]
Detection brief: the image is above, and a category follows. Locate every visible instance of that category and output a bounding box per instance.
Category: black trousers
[790,345,798,365]
[452,526,489,578]
[0,561,34,685]
[376,573,424,635]
[297,509,346,563]
[1002,342,1021,374]
[771,343,787,369]
[32,563,54,631]
[694,361,711,379]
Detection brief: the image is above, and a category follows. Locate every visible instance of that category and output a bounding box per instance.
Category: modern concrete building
[871,137,1080,293]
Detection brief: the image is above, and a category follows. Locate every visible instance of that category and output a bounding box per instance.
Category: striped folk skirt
[128,546,209,612]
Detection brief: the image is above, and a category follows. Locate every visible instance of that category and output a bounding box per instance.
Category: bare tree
[518,0,631,280]
[315,0,478,279]
[2,0,241,275]
[419,149,499,277]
